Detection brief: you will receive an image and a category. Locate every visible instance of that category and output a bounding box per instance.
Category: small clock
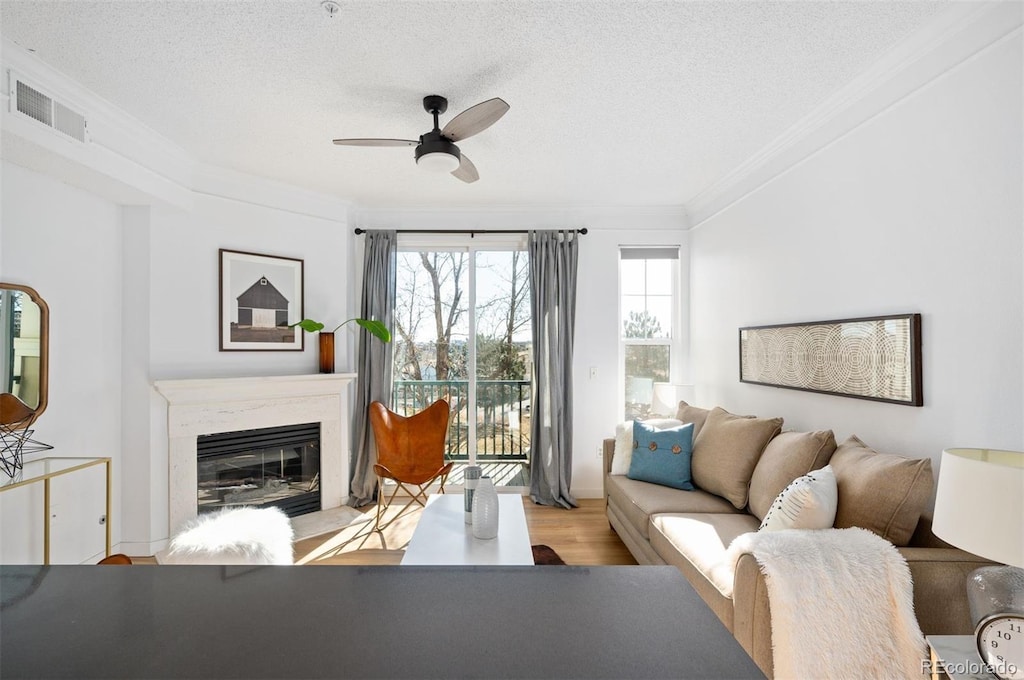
[976,613,1024,680]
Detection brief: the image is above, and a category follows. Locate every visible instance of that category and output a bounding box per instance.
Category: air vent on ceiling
[10,74,88,143]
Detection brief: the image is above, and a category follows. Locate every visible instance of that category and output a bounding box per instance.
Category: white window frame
[618,246,683,419]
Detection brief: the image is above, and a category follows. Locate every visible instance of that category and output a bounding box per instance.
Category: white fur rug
[163,506,294,565]
[725,527,925,680]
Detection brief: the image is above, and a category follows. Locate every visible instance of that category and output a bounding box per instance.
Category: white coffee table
[401,493,534,565]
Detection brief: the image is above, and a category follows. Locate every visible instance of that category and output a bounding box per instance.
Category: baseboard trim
[117,539,168,558]
[570,486,605,500]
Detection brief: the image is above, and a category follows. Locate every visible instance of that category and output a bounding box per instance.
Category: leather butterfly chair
[369,399,454,533]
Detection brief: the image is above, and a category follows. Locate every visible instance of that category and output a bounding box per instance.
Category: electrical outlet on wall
[596,445,602,458]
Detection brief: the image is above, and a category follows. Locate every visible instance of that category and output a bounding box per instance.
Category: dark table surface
[1,564,764,679]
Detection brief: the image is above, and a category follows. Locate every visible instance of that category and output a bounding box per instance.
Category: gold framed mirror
[0,283,49,428]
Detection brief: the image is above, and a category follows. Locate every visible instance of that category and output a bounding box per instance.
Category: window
[392,240,532,488]
[620,247,680,420]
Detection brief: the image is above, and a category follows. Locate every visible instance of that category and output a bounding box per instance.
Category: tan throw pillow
[748,430,837,520]
[830,435,933,546]
[691,407,783,509]
[674,401,712,440]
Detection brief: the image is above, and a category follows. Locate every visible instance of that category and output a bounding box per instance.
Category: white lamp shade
[932,448,1024,568]
[651,383,696,417]
[625,377,654,405]
[416,151,460,173]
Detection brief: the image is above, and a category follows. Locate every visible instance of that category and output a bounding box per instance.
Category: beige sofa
[603,401,990,678]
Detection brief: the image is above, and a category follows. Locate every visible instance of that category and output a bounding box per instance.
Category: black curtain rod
[353,228,587,236]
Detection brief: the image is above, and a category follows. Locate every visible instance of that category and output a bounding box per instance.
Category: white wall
[0,161,352,557]
[689,35,1023,478]
[147,195,348,378]
[0,161,122,563]
[121,194,350,553]
[572,219,690,498]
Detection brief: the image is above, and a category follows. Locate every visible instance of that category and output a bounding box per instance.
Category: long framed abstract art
[739,313,922,406]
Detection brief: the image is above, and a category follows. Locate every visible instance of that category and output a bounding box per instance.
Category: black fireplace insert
[197,422,320,518]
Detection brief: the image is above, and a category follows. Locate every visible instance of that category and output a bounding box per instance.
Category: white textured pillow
[759,465,838,531]
[611,418,684,475]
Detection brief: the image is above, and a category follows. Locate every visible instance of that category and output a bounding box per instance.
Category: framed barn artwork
[219,249,304,351]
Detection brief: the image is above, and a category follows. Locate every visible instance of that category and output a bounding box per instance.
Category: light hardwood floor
[293,496,637,566]
[134,496,636,566]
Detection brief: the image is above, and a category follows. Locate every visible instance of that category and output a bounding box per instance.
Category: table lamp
[932,448,1024,679]
[650,383,696,418]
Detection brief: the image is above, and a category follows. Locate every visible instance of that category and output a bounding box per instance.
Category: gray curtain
[528,230,579,509]
[348,230,397,507]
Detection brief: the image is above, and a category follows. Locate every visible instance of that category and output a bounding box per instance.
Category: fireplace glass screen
[197,422,320,518]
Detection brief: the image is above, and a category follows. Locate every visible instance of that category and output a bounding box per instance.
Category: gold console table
[0,457,111,564]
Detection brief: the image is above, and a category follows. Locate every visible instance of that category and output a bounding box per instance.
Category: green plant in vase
[291,318,391,373]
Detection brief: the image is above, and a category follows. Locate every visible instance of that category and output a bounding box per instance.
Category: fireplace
[197,423,321,518]
[152,373,355,547]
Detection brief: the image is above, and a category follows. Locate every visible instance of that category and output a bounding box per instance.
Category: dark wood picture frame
[219,249,304,352]
[739,313,922,406]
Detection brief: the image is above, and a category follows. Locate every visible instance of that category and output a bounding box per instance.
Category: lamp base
[968,565,1024,625]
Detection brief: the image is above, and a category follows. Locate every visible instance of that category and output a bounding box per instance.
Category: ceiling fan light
[417,151,460,173]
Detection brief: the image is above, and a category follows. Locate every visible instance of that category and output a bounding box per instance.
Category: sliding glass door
[392,244,531,489]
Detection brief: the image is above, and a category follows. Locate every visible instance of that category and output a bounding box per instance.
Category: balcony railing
[392,380,530,462]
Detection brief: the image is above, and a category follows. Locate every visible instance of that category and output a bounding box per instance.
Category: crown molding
[2,38,193,197]
[1,38,349,222]
[686,1,1024,229]
[350,204,689,231]
[191,164,350,222]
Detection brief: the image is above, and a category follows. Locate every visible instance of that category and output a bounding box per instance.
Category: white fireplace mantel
[154,373,358,405]
[154,373,356,536]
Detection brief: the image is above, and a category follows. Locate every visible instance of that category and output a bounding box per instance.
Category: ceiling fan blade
[441,98,509,142]
[452,153,479,183]
[332,138,417,147]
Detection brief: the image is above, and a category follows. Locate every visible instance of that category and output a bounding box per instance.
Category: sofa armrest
[731,544,992,679]
[602,438,615,501]
[899,546,994,635]
[732,552,774,678]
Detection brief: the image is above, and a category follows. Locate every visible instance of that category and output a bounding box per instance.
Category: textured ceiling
[0,0,948,209]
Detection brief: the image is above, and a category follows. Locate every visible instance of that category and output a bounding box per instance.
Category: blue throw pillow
[627,420,695,490]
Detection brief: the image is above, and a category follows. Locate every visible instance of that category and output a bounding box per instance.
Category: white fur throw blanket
[163,506,294,565]
[724,527,925,679]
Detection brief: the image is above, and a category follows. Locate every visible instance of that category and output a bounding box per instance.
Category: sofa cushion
[627,420,695,490]
[692,407,784,510]
[611,418,683,475]
[759,465,838,531]
[748,430,837,520]
[605,474,741,539]
[831,435,933,546]
[650,513,761,599]
[674,401,712,440]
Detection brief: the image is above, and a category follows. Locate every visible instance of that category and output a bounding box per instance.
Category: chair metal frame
[369,399,453,533]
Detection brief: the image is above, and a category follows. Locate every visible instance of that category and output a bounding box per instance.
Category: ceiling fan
[332,95,509,183]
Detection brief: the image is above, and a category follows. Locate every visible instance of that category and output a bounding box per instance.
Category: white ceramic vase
[471,476,499,539]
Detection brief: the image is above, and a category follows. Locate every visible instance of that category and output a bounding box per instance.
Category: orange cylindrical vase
[318,331,335,374]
